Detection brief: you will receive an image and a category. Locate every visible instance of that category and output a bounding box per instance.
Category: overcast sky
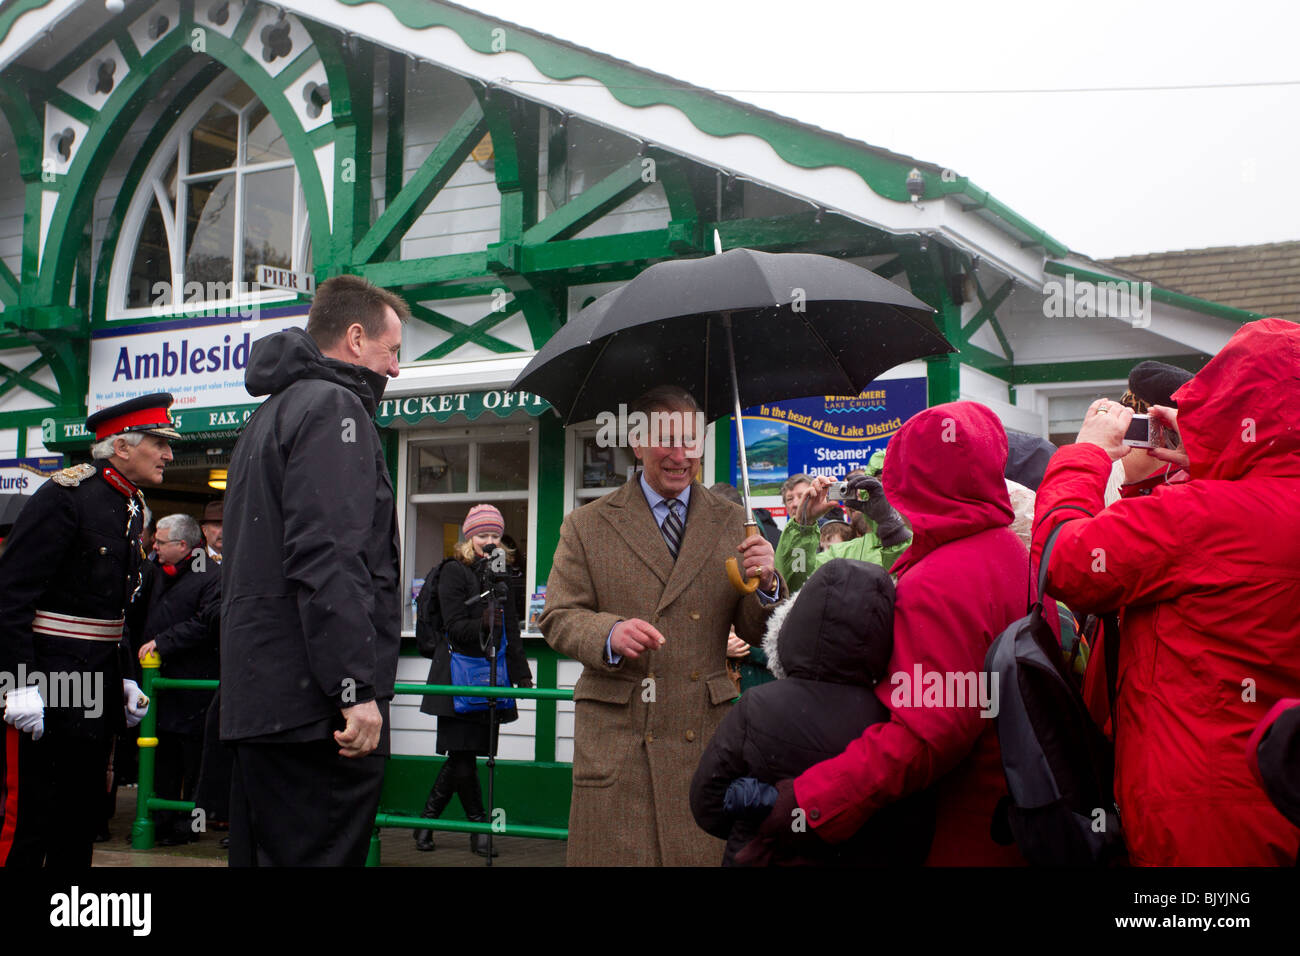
[458,0,1300,260]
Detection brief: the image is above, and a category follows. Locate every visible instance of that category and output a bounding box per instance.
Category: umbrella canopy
[512,247,952,425]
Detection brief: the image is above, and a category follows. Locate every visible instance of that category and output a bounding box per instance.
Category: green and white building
[0,0,1261,827]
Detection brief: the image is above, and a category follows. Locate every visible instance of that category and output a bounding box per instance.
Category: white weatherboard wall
[391,653,540,760]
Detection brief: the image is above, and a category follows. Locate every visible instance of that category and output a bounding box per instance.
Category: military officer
[0,393,178,866]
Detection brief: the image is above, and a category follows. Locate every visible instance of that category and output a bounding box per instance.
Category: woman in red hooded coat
[746,400,1043,865]
[1033,317,1300,866]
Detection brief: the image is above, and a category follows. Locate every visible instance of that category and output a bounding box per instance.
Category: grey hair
[157,513,202,550]
[90,431,144,460]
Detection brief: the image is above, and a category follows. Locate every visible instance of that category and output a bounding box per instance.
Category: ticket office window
[403,426,535,632]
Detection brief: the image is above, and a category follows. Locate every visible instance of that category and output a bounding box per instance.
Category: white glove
[123,679,150,728]
[4,686,44,741]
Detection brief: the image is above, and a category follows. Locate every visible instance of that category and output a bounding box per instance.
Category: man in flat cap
[0,393,176,866]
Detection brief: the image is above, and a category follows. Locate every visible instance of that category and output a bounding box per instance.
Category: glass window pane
[411,443,468,494]
[580,436,634,489]
[241,167,294,284]
[477,441,528,492]
[125,197,169,309]
[222,80,256,110]
[245,101,289,164]
[185,175,235,289]
[189,103,237,173]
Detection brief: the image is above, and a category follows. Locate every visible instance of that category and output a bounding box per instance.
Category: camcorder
[1123,413,1182,450]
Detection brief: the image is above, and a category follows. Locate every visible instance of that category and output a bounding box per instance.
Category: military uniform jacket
[0,464,145,739]
[539,479,786,866]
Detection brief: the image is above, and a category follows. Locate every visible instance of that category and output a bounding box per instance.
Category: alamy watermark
[593,404,707,455]
[1,666,103,719]
[1042,275,1152,328]
[889,664,999,718]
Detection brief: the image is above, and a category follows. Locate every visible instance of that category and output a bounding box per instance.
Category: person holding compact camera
[414,504,532,857]
[1033,318,1300,865]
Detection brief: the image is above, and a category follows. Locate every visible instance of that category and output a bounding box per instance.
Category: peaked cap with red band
[85,392,181,441]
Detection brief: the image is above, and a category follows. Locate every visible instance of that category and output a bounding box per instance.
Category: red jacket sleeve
[792,576,992,842]
[1032,443,1199,614]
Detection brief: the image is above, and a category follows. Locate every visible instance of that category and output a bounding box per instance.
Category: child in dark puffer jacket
[690,558,935,866]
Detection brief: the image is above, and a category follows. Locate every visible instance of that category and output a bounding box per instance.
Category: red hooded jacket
[1034,317,1300,866]
[794,401,1041,865]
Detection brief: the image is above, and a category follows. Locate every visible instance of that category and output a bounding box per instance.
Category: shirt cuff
[604,626,622,665]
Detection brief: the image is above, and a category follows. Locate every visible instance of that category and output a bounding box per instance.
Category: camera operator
[414,505,532,857]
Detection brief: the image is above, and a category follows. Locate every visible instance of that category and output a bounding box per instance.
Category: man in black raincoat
[221,276,407,866]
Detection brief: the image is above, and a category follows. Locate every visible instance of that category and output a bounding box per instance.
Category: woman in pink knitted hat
[413,504,533,857]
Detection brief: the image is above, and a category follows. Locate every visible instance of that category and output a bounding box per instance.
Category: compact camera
[1123,413,1182,450]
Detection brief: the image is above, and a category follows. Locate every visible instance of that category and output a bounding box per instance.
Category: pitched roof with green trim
[1103,241,1300,324]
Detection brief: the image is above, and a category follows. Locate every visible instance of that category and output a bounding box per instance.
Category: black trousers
[1,726,110,867]
[193,690,233,822]
[156,730,204,839]
[228,740,385,867]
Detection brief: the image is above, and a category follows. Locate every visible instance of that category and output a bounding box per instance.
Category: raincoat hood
[884,401,1013,571]
[1172,317,1300,482]
[764,559,894,685]
[244,326,388,415]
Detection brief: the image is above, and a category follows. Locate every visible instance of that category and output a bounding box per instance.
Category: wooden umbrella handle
[725,522,762,594]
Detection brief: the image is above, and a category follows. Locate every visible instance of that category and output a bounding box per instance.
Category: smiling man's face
[632,404,702,499]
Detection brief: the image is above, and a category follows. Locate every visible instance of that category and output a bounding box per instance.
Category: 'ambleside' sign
[88,313,306,414]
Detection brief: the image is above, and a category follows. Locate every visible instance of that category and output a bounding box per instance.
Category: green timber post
[901,243,961,405]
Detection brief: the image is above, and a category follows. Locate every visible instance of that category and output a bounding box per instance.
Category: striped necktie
[661,498,684,559]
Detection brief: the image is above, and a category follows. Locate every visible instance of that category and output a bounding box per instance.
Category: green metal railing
[132,653,573,864]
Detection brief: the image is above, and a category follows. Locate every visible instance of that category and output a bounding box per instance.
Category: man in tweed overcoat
[540,387,785,865]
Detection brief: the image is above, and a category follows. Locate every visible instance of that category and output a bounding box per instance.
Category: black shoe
[94,827,111,843]
[413,763,457,853]
[218,836,230,850]
[469,826,499,858]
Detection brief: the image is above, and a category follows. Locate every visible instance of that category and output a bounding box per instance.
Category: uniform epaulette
[51,463,96,487]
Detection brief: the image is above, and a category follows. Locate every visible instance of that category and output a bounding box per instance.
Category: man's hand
[138,640,158,662]
[737,533,776,592]
[610,619,665,660]
[1146,404,1191,471]
[4,686,44,740]
[335,699,382,758]
[726,633,751,660]
[1075,398,1134,461]
[797,476,839,524]
[123,679,150,728]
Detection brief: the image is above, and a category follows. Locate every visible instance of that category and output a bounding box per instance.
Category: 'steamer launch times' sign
[732,378,927,521]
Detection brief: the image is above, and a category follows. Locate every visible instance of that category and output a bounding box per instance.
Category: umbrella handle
[725,522,762,595]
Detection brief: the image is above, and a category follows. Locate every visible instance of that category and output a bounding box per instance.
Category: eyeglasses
[154,537,182,547]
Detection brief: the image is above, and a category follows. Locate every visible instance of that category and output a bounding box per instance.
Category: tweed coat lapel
[657,483,730,614]
[600,477,674,587]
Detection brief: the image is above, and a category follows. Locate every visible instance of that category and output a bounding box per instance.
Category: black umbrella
[511,244,953,590]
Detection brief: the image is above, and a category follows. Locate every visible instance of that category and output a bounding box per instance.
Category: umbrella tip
[713,229,723,256]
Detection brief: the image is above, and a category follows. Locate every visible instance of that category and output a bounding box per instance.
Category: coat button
[690,611,700,620]
[645,732,654,743]
[98,546,108,555]
[647,671,655,680]
[690,670,700,681]
[685,729,696,742]
[810,808,821,820]
[652,613,660,623]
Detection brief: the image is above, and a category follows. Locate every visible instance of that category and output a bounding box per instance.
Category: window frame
[108,75,309,320]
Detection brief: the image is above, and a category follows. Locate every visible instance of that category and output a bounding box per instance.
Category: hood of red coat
[1174,317,1300,482]
[884,401,1013,572]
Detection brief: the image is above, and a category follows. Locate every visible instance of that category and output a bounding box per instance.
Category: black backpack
[984,506,1124,866]
[415,558,456,658]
